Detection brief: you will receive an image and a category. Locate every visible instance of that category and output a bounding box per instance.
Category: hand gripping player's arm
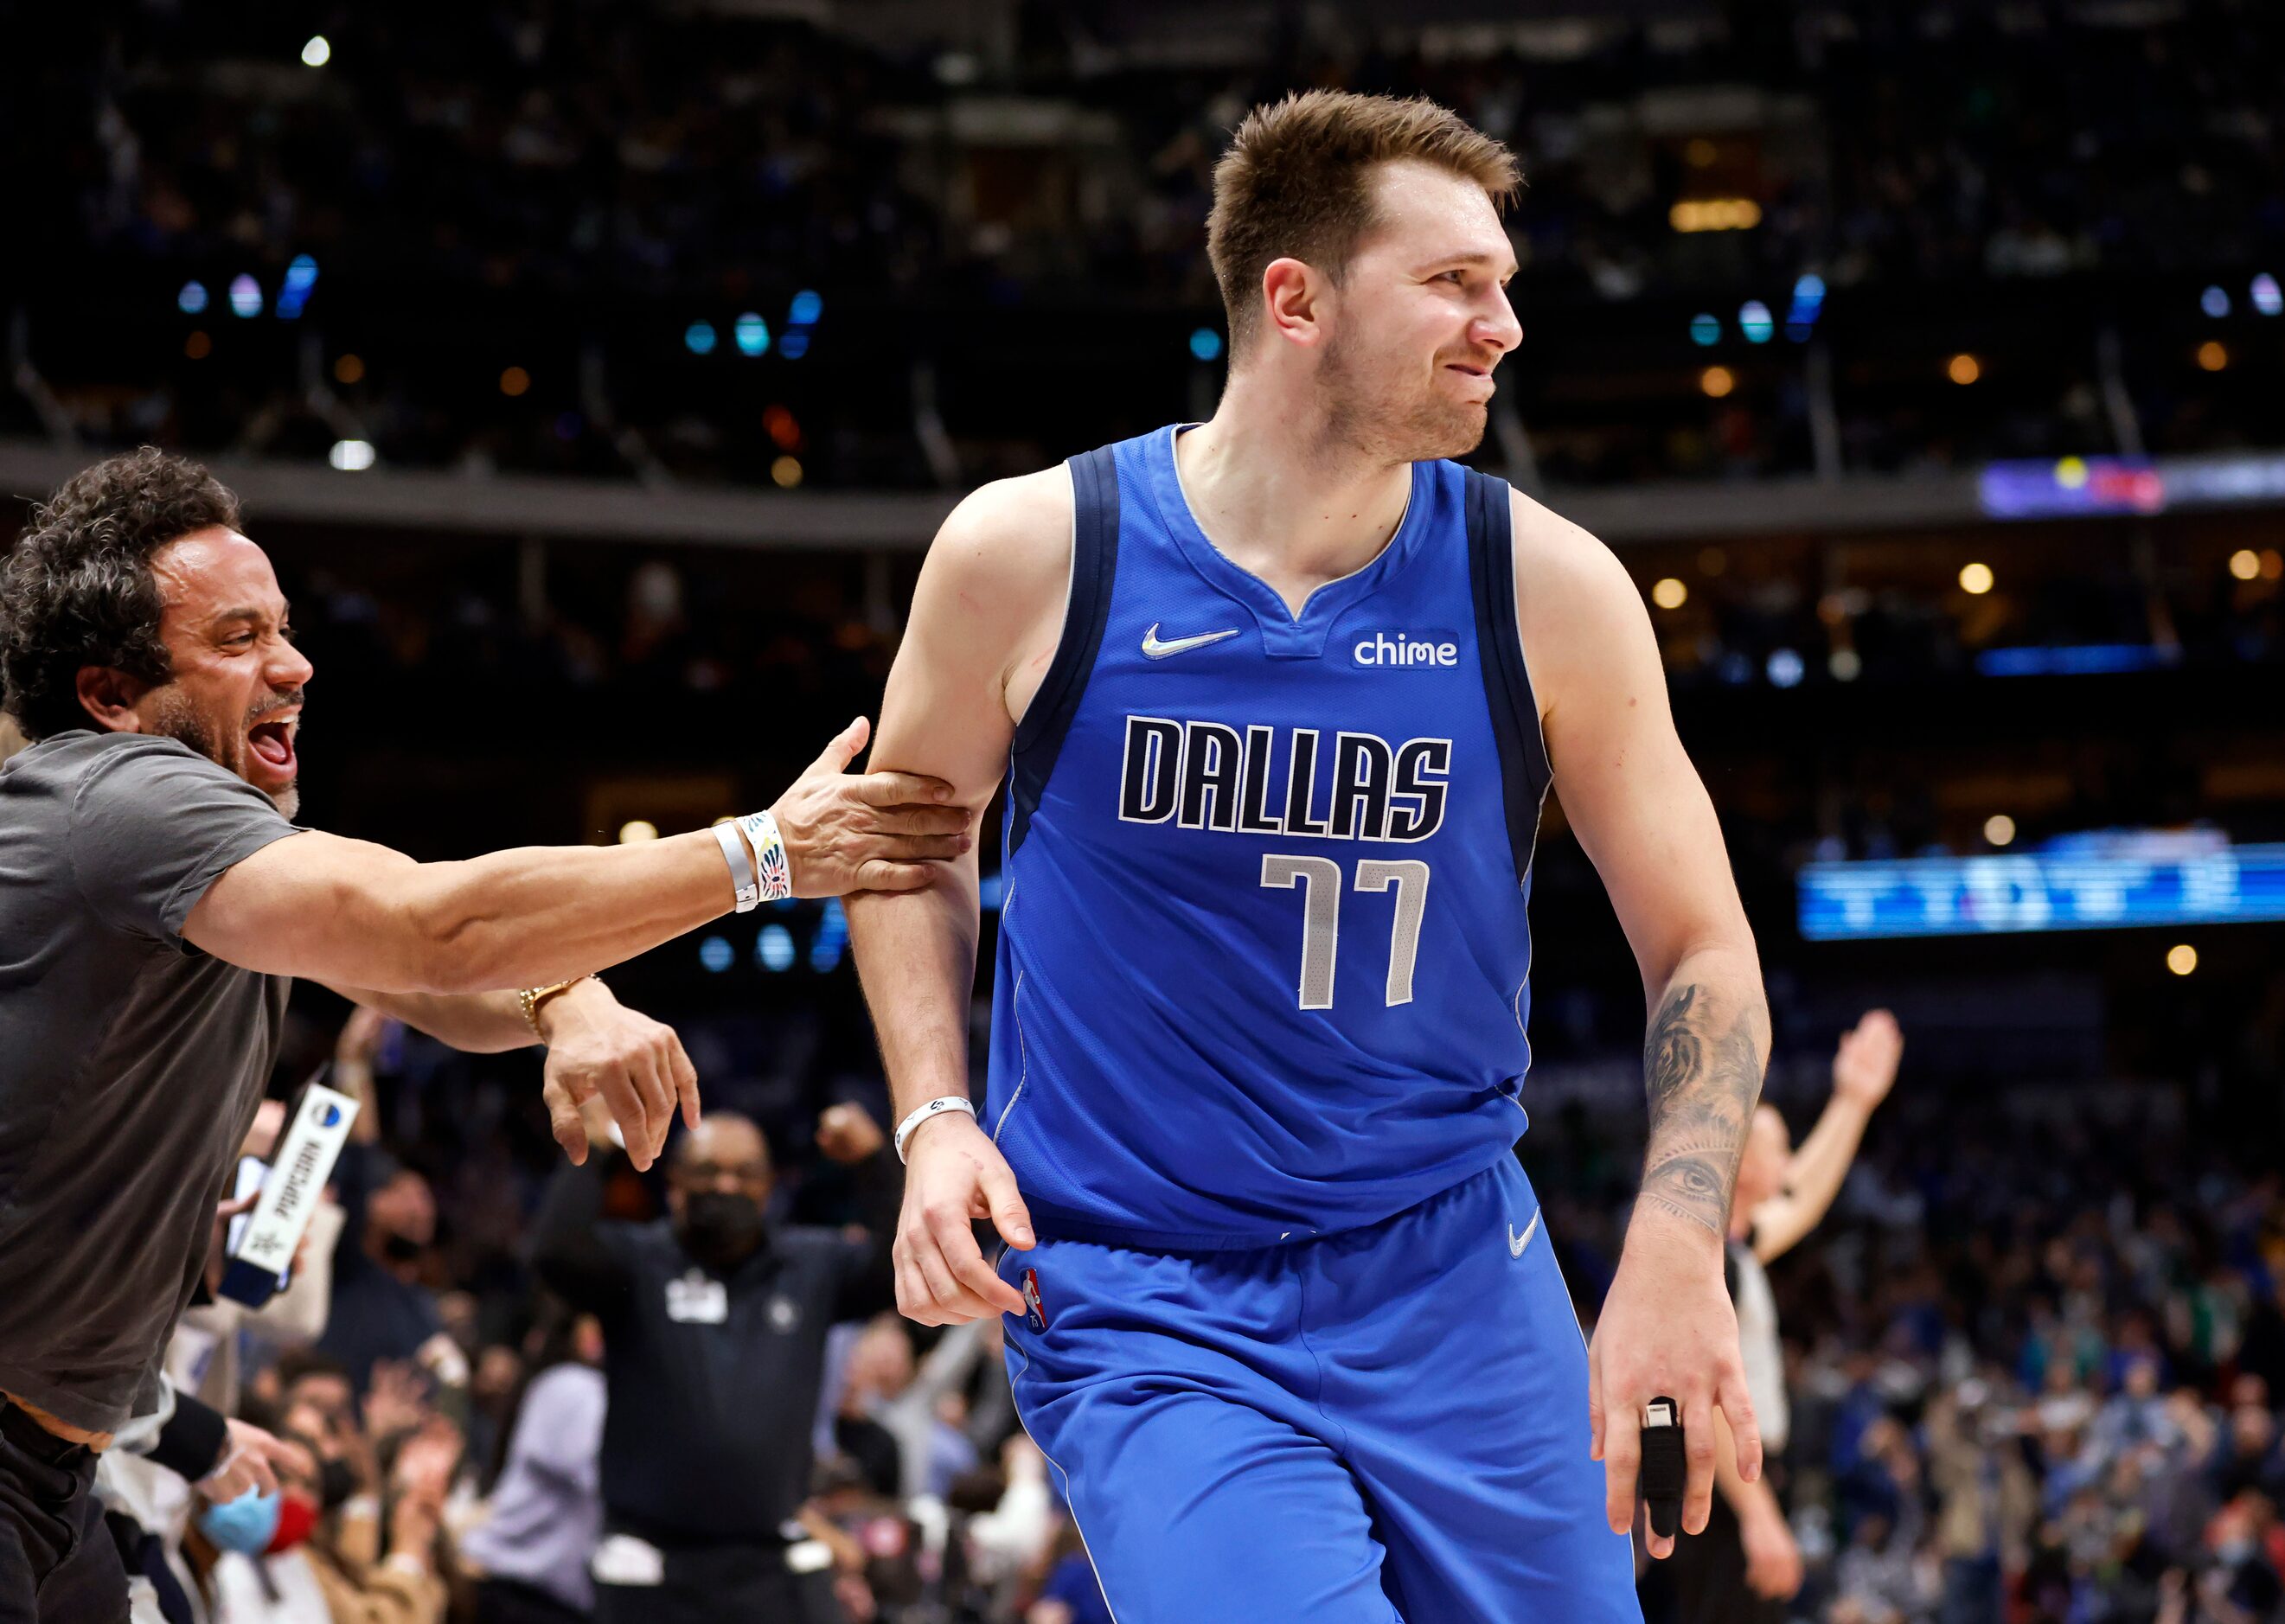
[1507,489,1767,1561]
[846,470,1077,1327]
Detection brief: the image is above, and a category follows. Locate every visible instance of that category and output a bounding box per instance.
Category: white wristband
[713,820,760,913]
[737,809,793,903]
[894,1097,977,1162]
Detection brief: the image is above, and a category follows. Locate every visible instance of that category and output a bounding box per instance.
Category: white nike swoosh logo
[1141,623,1241,660]
[1508,1210,1541,1258]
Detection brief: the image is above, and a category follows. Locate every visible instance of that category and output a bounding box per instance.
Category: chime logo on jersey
[1350,630,1462,668]
[1117,714,1452,842]
[1021,1268,1049,1332]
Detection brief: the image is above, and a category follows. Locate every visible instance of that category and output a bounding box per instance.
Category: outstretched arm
[1749,1009,1901,1263]
[188,719,966,995]
[1511,489,1767,1560]
[847,469,1072,1327]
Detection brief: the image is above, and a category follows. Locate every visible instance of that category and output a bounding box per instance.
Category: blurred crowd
[114,971,2285,1624]
[118,1007,1114,1624]
[10,1,2282,484]
[1539,1077,2285,1624]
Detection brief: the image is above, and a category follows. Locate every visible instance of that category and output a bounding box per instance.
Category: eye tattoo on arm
[1635,981,1765,1238]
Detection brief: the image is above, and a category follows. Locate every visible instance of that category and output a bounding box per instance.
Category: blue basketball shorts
[995,1156,1641,1622]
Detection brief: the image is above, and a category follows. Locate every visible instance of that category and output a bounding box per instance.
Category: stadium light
[301,35,330,67]
[1985,815,2017,847]
[228,275,263,318]
[1738,301,1773,343]
[1827,649,1861,681]
[1766,649,1805,687]
[1689,312,1720,346]
[184,331,211,360]
[1651,577,1687,610]
[1948,354,1981,385]
[1959,561,1994,595]
[2230,549,2262,580]
[684,321,716,355]
[1669,199,1761,233]
[698,936,733,974]
[177,281,208,315]
[2254,273,2283,317]
[334,354,364,385]
[757,925,796,973]
[327,439,375,471]
[771,456,803,489]
[2197,341,2228,372]
[618,821,658,844]
[788,289,823,327]
[2167,943,2197,976]
[1699,366,1734,398]
[500,367,530,397]
[779,331,810,360]
[734,312,770,356]
[1190,328,1225,362]
[2201,285,2231,318]
[276,254,317,319]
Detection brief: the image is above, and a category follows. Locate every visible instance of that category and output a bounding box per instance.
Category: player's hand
[816,1103,886,1165]
[1831,1008,1903,1109]
[771,717,973,897]
[538,981,699,1172]
[1739,1504,1803,1599]
[896,1111,1033,1325]
[1587,1217,1760,1560]
[195,1417,313,1502]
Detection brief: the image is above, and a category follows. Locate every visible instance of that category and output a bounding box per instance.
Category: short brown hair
[1207,90,1520,358]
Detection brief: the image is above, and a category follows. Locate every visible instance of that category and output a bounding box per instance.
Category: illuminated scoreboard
[1798,837,2285,940]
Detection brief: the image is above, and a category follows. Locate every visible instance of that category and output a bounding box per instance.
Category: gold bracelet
[517,976,590,1041]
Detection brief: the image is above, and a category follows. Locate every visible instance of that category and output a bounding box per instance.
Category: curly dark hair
[0,448,242,741]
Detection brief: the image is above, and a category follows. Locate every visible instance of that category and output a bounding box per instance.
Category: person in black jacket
[530,1102,896,1624]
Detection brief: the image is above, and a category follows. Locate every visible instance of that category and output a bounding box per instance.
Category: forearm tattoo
[1637,981,1765,1238]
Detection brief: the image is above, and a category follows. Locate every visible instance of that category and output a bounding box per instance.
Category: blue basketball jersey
[988,425,1551,1250]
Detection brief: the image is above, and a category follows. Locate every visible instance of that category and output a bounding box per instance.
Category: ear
[75,666,150,732]
[1259,257,1329,351]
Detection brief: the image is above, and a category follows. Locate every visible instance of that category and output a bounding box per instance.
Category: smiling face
[1310,160,1522,464]
[132,527,312,815]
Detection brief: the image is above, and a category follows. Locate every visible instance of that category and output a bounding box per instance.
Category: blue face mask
[198,1489,282,1556]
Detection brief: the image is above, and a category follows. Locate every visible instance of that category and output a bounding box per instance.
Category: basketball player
[848,92,1768,1620]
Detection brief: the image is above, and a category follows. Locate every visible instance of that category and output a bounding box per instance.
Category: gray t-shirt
[0,730,299,1433]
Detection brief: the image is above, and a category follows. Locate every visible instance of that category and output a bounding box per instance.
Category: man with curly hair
[0,448,969,1621]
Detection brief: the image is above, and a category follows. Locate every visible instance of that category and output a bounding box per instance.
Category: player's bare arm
[847,468,1072,1327]
[1511,487,1769,1557]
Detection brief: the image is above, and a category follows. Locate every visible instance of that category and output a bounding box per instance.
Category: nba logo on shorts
[1021,1268,1049,1332]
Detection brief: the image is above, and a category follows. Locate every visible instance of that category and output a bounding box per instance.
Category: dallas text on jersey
[1117,715,1454,842]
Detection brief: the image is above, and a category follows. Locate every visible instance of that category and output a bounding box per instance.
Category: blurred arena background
[5,2,2285,1621]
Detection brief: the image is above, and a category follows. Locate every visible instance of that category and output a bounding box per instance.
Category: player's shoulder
[911,464,1076,650]
[1503,483,1628,598]
[1500,483,1655,703]
[930,465,1073,579]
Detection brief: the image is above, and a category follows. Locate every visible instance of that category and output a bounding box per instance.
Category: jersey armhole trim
[1463,469,1554,888]
[1008,444,1120,854]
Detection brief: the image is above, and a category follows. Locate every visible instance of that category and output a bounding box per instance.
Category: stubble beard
[146,687,299,818]
[1320,330,1489,467]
